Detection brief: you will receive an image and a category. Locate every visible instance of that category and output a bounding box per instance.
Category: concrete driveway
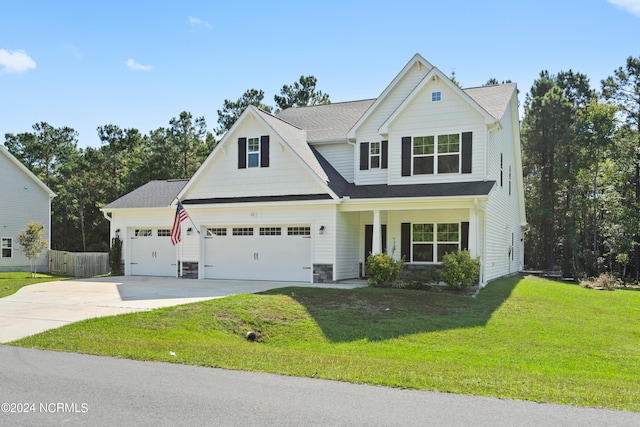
[0,276,365,343]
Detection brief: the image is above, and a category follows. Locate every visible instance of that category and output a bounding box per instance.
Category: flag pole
[173,199,200,234]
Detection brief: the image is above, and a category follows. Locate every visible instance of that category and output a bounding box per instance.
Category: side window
[1,238,12,258]
[247,137,260,168]
[370,142,380,169]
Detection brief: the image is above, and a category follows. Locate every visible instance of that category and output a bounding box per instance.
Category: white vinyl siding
[313,143,354,183]
[0,149,52,272]
[185,120,327,200]
[387,81,486,185]
[484,96,524,281]
[335,211,359,280]
[355,62,430,185]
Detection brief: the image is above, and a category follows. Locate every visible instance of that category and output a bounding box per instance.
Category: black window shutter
[360,142,369,170]
[238,137,247,169]
[401,223,411,261]
[381,140,388,169]
[260,135,269,167]
[461,132,472,174]
[461,222,470,251]
[401,137,411,176]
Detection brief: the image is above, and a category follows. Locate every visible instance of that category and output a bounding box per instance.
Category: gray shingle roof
[253,107,329,184]
[103,179,188,209]
[276,83,514,142]
[276,99,375,142]
[464,83,515,120]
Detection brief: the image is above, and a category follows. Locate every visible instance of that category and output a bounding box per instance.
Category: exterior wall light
[319,225,325,235]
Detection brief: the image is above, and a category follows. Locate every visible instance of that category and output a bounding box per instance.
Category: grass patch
[12,275,640,411]
[0,272,68,298]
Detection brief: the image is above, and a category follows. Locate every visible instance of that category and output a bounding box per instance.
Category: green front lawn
[0,272,67,298]
[12,275,640,411]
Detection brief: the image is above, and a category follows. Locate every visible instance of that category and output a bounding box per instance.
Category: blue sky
[1,0,639,148]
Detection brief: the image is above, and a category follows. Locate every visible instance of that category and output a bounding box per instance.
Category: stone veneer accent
[399,263,442,278]
[313,264,333,283]
[180,261,198,279]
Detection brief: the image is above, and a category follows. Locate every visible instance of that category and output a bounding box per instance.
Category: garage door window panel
[207,228,227,237]
[260,227,281,236]
[233,227,254,236]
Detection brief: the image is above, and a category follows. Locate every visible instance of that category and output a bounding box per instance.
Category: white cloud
[126,58,153,71]
[188,16,213,29]
[608,0,640,16]
[0,49,36,74]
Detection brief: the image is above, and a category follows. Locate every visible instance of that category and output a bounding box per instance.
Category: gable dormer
[179,106,338,202]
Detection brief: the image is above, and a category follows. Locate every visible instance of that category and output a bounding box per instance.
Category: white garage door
[129,228,177,276]
[204,226,311,282]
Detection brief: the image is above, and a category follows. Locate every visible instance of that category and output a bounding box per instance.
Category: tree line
[3,60,639,281]
[3,76,330,253]
[522,56,640,280]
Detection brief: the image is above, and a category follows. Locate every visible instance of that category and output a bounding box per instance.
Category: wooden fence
[48,250,110,277]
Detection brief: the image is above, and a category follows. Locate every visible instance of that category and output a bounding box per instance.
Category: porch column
[372,209,382,254]
[468,207,478,258]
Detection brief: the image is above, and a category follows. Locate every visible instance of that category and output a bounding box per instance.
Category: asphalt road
[1,346,638,427]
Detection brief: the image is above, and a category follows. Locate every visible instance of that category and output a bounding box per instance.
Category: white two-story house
[0,145,56,273]
[102,54,526,285]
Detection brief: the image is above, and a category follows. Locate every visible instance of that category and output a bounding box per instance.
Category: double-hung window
[370,142,380,168]
[413,136,435,174]
[413,134,460,175]
[247,137,260,168]
[1,238,12,258]
[411,223,460,262]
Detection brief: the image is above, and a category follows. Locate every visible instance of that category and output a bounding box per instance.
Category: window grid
[247,137,260,168]
[232,227,254,236]
[370,142,380,168]
[411,223,460,263]
[1,238,12,258]
[157,229,171,237]
[413,134,460,175]
[259,227,282,236]
[287,226,311,236]
[432,91,442,102]
[206,228,227,237]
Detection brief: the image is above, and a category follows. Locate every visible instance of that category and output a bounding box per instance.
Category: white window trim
[1,237,13,258]
[411,223,461,263]
[370,141,380,169]
[412,133,461,175]
[247,137,260,168]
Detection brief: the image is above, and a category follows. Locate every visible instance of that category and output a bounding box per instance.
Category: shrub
[441,250,480,290]
[109,236,123,275]
[365,253,404,287]
[579,272,622,291]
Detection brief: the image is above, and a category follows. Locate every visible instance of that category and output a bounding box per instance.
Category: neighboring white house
[0,145,56,272]
[102,54,526,285]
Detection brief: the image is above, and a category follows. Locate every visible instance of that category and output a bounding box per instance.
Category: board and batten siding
[186,120,327,200]
[313,142,355,183]
[386,80,487,186]
[484,96,524,281]
[0,151,51,271]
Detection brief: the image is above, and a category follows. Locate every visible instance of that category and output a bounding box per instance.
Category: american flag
[171,202,188,245]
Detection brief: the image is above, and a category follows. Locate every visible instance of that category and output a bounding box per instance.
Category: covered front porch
[336,196,487,284]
